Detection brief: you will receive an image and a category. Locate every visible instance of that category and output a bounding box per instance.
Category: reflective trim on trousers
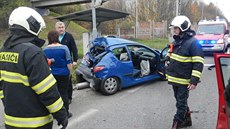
[5,114,53,128]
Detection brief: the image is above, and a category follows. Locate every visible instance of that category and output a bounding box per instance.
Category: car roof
[94,37,140,47]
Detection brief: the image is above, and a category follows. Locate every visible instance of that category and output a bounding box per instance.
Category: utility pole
[92,0,97,40]
[201,2,204,20]
[176,0,181,16]
[215,2,218,17]
[135,0,138,39]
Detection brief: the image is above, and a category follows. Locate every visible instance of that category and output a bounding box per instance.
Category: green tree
[0,0,28,30]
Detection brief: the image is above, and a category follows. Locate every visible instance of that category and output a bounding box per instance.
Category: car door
[110,46,135,88]
[214,53,230,129]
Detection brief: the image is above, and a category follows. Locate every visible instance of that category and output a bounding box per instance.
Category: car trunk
[82,45,108,68]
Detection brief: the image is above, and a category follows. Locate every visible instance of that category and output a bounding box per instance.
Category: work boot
[68,112,73,119]
[68,99,72,104]
[172,119,182,129]
[180,112,192,128]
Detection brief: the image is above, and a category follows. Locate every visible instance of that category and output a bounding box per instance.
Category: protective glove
[58,117,68,129]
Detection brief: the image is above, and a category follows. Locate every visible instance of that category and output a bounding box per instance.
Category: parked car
[213,53,230,128]
[76,37,168,95]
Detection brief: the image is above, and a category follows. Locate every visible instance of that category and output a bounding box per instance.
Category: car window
[112,47,130,62]
[127,45,156,58]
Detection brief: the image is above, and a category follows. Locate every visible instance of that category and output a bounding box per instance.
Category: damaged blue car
[76,37,168,95]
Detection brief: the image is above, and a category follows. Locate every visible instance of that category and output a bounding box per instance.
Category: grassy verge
[71,41,82,84]
[131,38,169,50]
[39,16,88,40]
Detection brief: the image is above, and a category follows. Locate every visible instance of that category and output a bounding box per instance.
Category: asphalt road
[0,56,219,129]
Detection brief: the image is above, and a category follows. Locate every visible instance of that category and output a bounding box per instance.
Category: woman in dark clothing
[44,30,73,118]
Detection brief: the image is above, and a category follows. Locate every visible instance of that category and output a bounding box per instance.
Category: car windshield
[197,24,225,35]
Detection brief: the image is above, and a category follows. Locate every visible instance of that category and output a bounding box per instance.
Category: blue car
[76,37,168,95]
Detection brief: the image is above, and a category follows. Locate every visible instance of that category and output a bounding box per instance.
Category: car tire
[100,77,119,95]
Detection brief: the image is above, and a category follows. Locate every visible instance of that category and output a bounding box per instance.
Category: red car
[214,53,230,129]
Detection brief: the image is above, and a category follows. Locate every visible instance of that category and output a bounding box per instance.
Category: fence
[118,20,168,39]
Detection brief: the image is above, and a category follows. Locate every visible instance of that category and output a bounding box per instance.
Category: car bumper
[202,44,224,52]
[76,64,101,90]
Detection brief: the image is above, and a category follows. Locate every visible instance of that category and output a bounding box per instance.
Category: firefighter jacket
[0,26,67,128]
[166,29,204,86]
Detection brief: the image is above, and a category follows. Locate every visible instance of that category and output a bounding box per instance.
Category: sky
[202,0,230,21]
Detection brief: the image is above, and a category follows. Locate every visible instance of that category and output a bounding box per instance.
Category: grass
[131,38,169,50]
[0,31,8,48]
[0,15,88,45]
[71,41,83,84]
[0,15,87,84]
[39,16,88,40]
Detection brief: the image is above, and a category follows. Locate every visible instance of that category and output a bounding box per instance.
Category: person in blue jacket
[44,30,73,118]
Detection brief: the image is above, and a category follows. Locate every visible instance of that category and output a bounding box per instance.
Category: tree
[0,0,28,30]
[137,0,156,21]
[190,1,201,23]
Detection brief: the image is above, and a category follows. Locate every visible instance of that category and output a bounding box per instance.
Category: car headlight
[217,39,224,44]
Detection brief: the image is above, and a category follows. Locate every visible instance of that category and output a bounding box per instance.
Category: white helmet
[170,15,191,32]
[9,7,46,36]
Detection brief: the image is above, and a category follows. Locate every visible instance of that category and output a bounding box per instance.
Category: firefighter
[0,7,68,129]
[166,15,204,129]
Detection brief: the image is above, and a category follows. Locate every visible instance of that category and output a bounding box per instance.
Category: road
[0,56,219,129]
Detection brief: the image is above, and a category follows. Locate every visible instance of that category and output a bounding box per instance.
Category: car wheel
[100,77,119,95]
[76,75,85,83]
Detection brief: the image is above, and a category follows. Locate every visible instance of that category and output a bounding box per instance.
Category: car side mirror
[225,30,229,35]
[160,46,169,59]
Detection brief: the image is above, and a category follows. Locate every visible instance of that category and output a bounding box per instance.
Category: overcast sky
[202,0,230,21]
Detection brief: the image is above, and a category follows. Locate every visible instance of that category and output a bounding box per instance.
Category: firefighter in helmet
[166,15,204,129]
[0,7,68,129]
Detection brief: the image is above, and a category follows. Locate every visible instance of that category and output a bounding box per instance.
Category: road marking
[119,87,141,99]
[68,108,99,128]
[204,64,214,67]
[127,87,141,93]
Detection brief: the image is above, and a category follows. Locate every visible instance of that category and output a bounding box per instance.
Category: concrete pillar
[83,33,90,55]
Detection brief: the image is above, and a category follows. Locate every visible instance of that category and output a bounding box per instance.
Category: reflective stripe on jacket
[0,42,67,128]
[166,31,204,86]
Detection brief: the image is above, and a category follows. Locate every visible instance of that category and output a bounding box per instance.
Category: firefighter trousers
[172,85,189,122]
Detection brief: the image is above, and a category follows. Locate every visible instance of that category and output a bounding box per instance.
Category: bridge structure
[30,0,109,8]
[29,0,129,55]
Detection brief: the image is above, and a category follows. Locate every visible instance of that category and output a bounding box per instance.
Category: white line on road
[119,87,141,99]
[127,87,141,93]
[68,108,99,128]
[204,64,214,67]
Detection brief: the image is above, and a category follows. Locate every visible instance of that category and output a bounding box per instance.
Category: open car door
[214,53,230,129]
